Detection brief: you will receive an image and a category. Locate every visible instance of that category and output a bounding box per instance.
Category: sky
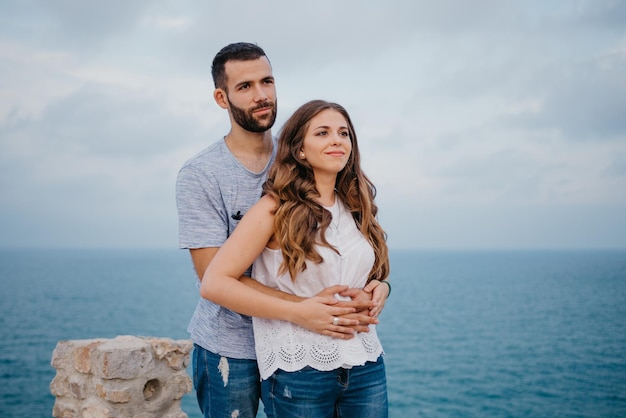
[1,0,625,250]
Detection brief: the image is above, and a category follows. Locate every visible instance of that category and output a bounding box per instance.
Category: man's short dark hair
[211,42,268,90]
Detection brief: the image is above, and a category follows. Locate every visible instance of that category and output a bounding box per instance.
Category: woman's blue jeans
[193,344,261,418]
[261,356,388,418]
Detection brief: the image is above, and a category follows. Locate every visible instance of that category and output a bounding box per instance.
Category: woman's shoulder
[243,194,278,222]
[256,194,279,210]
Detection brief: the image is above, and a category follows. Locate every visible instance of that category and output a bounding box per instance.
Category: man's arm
[190,247,377,331]
[189,247,219,282]
[190,247,303,302]
[190,247,375,307]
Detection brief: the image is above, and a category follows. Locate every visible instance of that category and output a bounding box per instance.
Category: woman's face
[300,109,352,178]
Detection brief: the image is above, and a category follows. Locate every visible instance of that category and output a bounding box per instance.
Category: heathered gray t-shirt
[176,137,276,359]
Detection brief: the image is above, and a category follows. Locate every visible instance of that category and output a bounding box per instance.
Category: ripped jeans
[261,356,388,418]
[193,344,261,418]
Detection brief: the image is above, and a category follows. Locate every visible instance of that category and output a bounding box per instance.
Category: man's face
[223,57,277,133]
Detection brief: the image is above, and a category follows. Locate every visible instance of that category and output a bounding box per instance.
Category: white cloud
[141,15,193,30]
[0,0,625,249]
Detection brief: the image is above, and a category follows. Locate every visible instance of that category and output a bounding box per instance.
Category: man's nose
[253,84,268,102]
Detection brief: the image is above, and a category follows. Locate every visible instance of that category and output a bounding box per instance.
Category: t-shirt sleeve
[176,164,228,249]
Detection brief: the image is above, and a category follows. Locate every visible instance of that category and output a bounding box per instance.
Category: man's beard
[228,97,277,133]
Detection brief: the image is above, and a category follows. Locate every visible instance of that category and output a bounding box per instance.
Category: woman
[202,100,390,417]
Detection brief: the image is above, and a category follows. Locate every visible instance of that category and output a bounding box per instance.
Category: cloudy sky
[1,0,625,250]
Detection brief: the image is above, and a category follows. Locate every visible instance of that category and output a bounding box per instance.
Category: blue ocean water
[0,249,625,417]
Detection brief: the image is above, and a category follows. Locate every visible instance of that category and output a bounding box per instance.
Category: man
[176,43,383,418]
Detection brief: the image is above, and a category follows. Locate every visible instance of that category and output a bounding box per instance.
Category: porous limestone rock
[50,336,193,418]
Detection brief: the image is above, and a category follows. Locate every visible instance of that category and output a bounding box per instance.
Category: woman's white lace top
[251,199,383,379]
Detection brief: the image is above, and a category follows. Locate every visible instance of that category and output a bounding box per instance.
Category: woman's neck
[315,177,337,207]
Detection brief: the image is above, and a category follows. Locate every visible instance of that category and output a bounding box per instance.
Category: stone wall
[50,335,193,418]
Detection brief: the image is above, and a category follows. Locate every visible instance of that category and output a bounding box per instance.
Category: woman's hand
[362,279,390,318]
[290,295,362,339]
[296,285,380,337]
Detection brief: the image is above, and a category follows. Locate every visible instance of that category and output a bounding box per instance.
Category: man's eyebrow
[234,75,274,88]
[234,80,251,88]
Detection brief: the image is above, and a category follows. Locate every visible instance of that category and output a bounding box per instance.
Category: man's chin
[254,116,276,131]
[245,123,273,133]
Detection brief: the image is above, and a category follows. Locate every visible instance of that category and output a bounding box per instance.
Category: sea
[0,248,625,418]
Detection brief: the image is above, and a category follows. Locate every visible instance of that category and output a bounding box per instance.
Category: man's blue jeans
[261,356,388,418]
[193,344,261,418]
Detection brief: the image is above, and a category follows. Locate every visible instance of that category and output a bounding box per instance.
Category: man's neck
[224,128,273,173]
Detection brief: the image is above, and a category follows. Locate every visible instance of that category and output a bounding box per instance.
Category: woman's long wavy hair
[263,100,389,283]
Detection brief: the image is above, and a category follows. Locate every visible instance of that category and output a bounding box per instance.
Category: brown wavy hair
[263,100,389,283]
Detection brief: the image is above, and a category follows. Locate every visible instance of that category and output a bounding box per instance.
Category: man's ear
[214,88,229,109]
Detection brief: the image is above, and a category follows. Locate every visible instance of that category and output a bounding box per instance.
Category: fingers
[328,306,357,317]
[316,285,348,297]
[308,295,341,306]
[334,299,376,312]
[349,324,371,333]
[369,304,383,317]
[362,280,379,293]
[337,287,376,312]
[298,297,382,339]
[328,313,377,336]
[342,312,378,325]
[327,318,357,338]
[369,298,386,317]
[339,287,365,298]
[369,282,388,317]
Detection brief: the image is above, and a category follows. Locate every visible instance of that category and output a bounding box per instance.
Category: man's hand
[338,287,379,332]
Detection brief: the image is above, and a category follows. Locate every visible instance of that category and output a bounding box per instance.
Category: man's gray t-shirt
[176,137,276,359]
